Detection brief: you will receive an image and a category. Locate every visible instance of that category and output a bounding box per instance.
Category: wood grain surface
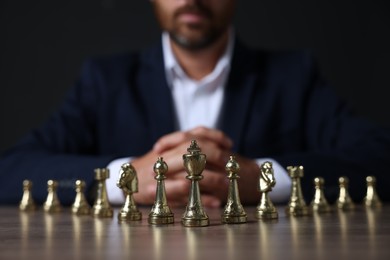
[0,205,389,259]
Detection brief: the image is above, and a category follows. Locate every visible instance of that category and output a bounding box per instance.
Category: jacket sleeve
[0,59,116,205]
[274,53,390,203]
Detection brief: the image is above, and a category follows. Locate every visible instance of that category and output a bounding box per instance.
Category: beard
[168,25,225,51]
[161,3,229,51]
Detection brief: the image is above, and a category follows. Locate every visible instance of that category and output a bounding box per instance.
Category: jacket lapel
[219,41,263,152]
[136,43,176,143]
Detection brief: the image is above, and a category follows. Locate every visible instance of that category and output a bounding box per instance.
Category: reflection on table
[1,205,389,259]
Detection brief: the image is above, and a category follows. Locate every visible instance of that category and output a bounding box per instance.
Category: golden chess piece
[92,168,113,218]
[310,177,332,213]
[221,155,247,224]
[71,180,91,215]
[19,180,37,211]
[181,140,209,227]
[43,180,62,213]
[337,176,355,211]
[148,157,174,225]
[285,166,310,216]
[256,161,278,219]
[363,176,382,208]
[117,163,142,221]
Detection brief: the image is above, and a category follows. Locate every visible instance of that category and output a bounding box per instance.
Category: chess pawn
[256,161,278,219]
[117,163,142,221]
[221,156,247,224]
[43,180,62,213]
[337,176,355,211]
[285,166,310,216]
[71,180,91,215]
[148,157,174,225]
[19,180,37,211]
[310,177,332,213]
[363,176,382,208]
[181,140,209,227]
[92,168,113,218]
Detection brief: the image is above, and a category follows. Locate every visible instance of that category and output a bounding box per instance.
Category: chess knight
[117,163,142,221]
[256,161,278,219]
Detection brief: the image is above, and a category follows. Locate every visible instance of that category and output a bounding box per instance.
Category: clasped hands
[131,126,259,208]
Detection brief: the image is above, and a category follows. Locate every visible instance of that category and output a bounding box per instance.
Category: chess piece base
[118,211,142,221]
[285,206,310,217]
[19,204,37,212]
[148,215,174,225]
[182,217,209,227]
[93,208,113,218]
[365,201,382,208]
[312,204,333,213]
[255,210,278,219]
[222,214,247,224]
[72,206,91,215]
[337,203,355,211]
[43,204,62,213]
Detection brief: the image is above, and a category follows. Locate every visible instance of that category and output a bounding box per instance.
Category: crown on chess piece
[337,176,355,211]
[221,155,247,224]
[285,166,310,216]
[363,176,382,208]
[310,177,332,213]
[181,140,209,227]
[256,161,278,219]
[148,157,174,225]
[19,180,37,211]
[92,168,113,218]
[71,180,91,215]
[43,180,62,213]
[117,163,142,221]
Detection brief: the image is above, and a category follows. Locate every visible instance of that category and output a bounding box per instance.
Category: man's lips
[177,12,208,24]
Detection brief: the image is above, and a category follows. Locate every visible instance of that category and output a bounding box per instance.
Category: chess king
[181,140,209,227]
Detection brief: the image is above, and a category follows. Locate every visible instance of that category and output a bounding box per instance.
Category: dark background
[1,0,389,154]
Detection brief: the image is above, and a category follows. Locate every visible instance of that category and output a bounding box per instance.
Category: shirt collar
[162,29,235,87]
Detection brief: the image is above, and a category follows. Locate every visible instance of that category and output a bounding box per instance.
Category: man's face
[152,0,236,50]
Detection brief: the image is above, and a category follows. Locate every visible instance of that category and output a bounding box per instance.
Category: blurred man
[1,0,389,206]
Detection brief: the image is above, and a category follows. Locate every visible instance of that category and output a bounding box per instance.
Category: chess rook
[148,157,174,225]
[221,155,247,224]
[92,168,113,218]
[285,166,310,216]
[19,180,37,211]
[256,161,278,219]
[337,176,355,211]
[116,163,142,221]
[181,140,209,227]
[363,176,382,208]
[43,180,62,213]
[71,180,91,215]
[310,177,332,213]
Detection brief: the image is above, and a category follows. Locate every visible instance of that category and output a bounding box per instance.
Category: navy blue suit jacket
[1,40,389,205]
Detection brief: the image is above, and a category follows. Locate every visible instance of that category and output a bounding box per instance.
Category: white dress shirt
[106,31,291,204]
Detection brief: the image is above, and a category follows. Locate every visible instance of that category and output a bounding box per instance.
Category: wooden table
[0,205,389,259]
